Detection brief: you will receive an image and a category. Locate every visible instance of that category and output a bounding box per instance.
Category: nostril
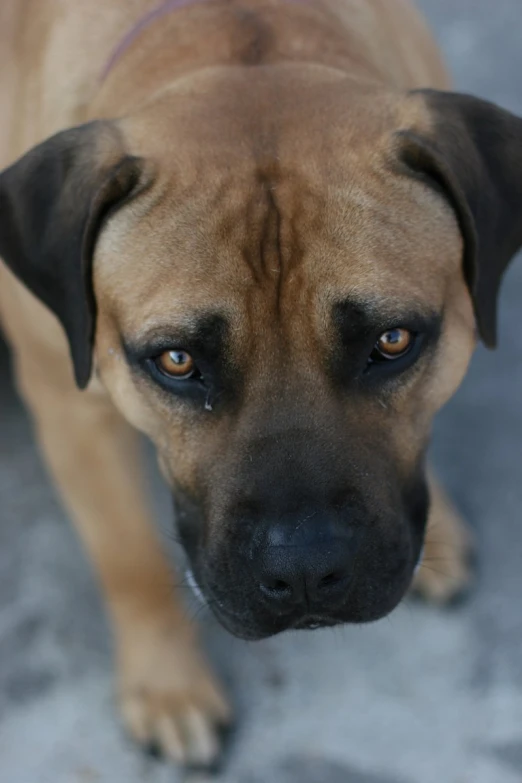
[318,570,346,591]
[259,577,293,601]
[319,572,338,587]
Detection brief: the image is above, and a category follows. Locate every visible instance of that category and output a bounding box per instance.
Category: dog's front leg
[14,352,230,767]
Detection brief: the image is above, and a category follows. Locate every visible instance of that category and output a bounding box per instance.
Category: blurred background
[1,2,522,782]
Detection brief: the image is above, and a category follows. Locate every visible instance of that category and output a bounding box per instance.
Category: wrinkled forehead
[94,129,462,348]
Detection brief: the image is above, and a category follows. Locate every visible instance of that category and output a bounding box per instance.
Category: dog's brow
[333,298,442,338]
[123,313,229,360]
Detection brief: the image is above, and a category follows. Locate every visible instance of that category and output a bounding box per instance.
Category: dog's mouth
[291,615,340,631]
[209,602,345,640]
[185,568,358,639]
[183,536,424,640]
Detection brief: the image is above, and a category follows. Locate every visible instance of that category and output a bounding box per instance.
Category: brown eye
[373,328,413,360]
[155,349,196,379]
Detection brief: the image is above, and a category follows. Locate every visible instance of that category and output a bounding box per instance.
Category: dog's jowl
[1,0,521,767]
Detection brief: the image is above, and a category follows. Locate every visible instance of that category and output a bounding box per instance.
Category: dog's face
[91,72,477,638]
[1,69,520,639]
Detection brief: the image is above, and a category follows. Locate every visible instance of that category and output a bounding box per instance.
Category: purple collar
[101,0,308,82]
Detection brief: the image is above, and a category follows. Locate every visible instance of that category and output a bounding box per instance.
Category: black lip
[202,581,348,639]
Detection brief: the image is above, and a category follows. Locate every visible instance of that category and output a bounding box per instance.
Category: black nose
[254,522,358,613]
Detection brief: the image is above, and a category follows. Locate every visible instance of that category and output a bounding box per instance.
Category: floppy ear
[0,122,143,388]
[397,89,522,347]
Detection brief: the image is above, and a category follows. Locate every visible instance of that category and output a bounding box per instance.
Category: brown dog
[1,0,522,768]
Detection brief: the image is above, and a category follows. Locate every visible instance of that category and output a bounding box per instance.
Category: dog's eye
[370,328,413,362]
[155,349,197,380]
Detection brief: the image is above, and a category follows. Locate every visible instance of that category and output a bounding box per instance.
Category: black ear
[398,89,522,347]
[0,122,143,387]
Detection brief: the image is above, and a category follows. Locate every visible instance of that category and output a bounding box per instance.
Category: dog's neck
[101,0,310,83]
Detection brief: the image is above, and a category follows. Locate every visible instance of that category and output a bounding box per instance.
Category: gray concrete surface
[1,2,522,781]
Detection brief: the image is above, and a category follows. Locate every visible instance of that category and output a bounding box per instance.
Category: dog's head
[2,70,521,639]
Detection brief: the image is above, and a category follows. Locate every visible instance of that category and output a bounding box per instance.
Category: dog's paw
[117,622,231,768]
[412,546,473,605]
[411,490,475,606]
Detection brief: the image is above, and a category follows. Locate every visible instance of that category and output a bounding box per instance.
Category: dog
[1,0,522,768]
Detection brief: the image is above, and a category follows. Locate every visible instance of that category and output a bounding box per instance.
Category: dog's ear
[397,89,522,347]
[0,122,143,388]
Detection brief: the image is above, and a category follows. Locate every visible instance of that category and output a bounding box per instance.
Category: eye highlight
[155,349,197,379]
[370,328,413,362]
